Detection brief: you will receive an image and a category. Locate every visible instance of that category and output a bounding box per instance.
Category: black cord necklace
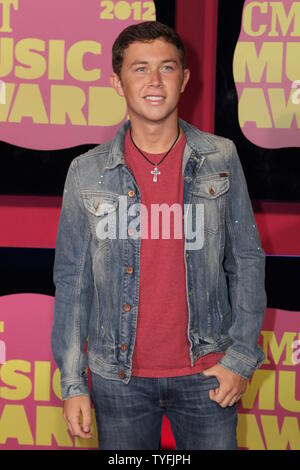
[129,123,181,182]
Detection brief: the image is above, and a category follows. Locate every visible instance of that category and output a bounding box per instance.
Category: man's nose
[148,69,162,86]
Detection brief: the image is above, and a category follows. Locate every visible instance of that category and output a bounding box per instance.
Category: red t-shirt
[124,128,225,377]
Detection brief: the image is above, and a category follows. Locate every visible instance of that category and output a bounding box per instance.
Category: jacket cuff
[217,347,265,380]
[60,378,89,401]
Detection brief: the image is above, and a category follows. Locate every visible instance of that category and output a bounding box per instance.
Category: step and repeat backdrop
[1,0,300,450]
[0,0,157,450]
[215,0,300,450]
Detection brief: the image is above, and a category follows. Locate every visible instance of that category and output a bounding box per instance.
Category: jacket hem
[88,338,234,384]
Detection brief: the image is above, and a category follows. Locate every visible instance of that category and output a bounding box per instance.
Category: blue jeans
[90,370,238,450]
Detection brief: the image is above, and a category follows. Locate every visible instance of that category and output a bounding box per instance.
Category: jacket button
[128,189,135,197]
[126,266,133,274]
[119,370,125,379]
[209,186,215,196]
[123,303,131,312]
[120,343,128,352]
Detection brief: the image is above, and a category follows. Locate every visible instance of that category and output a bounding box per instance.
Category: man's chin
[129,109,178,126]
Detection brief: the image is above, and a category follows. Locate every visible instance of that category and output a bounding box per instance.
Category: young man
[51,21,267,450]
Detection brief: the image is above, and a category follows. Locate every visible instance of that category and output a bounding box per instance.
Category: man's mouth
[144,95,166,102]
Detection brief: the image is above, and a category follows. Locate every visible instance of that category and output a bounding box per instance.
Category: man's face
[110,38,190,125]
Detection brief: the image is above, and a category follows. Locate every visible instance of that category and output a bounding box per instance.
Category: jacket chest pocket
[81,191,119,243]
[191,173,230,234]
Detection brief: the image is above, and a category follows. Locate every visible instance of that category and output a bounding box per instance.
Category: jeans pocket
[199,371,220,386]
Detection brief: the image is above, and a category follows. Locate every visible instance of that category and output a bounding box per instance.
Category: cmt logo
[0,80,6,104]
[0,321,6,364]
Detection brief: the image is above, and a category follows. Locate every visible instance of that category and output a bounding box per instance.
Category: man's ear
[180,68,190,93]
[110,72,125,97]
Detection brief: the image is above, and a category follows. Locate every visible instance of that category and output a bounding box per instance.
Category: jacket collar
[105,117,217,170]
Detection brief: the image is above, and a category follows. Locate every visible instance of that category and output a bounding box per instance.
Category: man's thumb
[202,367,215,377]
[82,412,91,433]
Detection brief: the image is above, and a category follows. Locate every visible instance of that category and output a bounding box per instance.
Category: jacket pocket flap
[81,192,119,216]
[192,175,229,199]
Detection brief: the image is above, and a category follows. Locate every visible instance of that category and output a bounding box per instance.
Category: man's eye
[136,67,146,72]
[162,65,173,71]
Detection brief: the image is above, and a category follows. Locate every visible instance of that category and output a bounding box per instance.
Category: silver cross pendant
[151,165,161,182]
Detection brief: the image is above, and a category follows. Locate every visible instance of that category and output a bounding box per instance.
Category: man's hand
[63,395,93,439]
[202,364,248,408]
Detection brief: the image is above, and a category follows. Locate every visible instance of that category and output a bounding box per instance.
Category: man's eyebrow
[129,59,178,68]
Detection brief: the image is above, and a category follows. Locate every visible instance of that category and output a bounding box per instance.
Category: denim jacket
[51,117,267,401]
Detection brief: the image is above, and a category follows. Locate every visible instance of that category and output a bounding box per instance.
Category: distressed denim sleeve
[51,158,93,401]
[218,141,267,380]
